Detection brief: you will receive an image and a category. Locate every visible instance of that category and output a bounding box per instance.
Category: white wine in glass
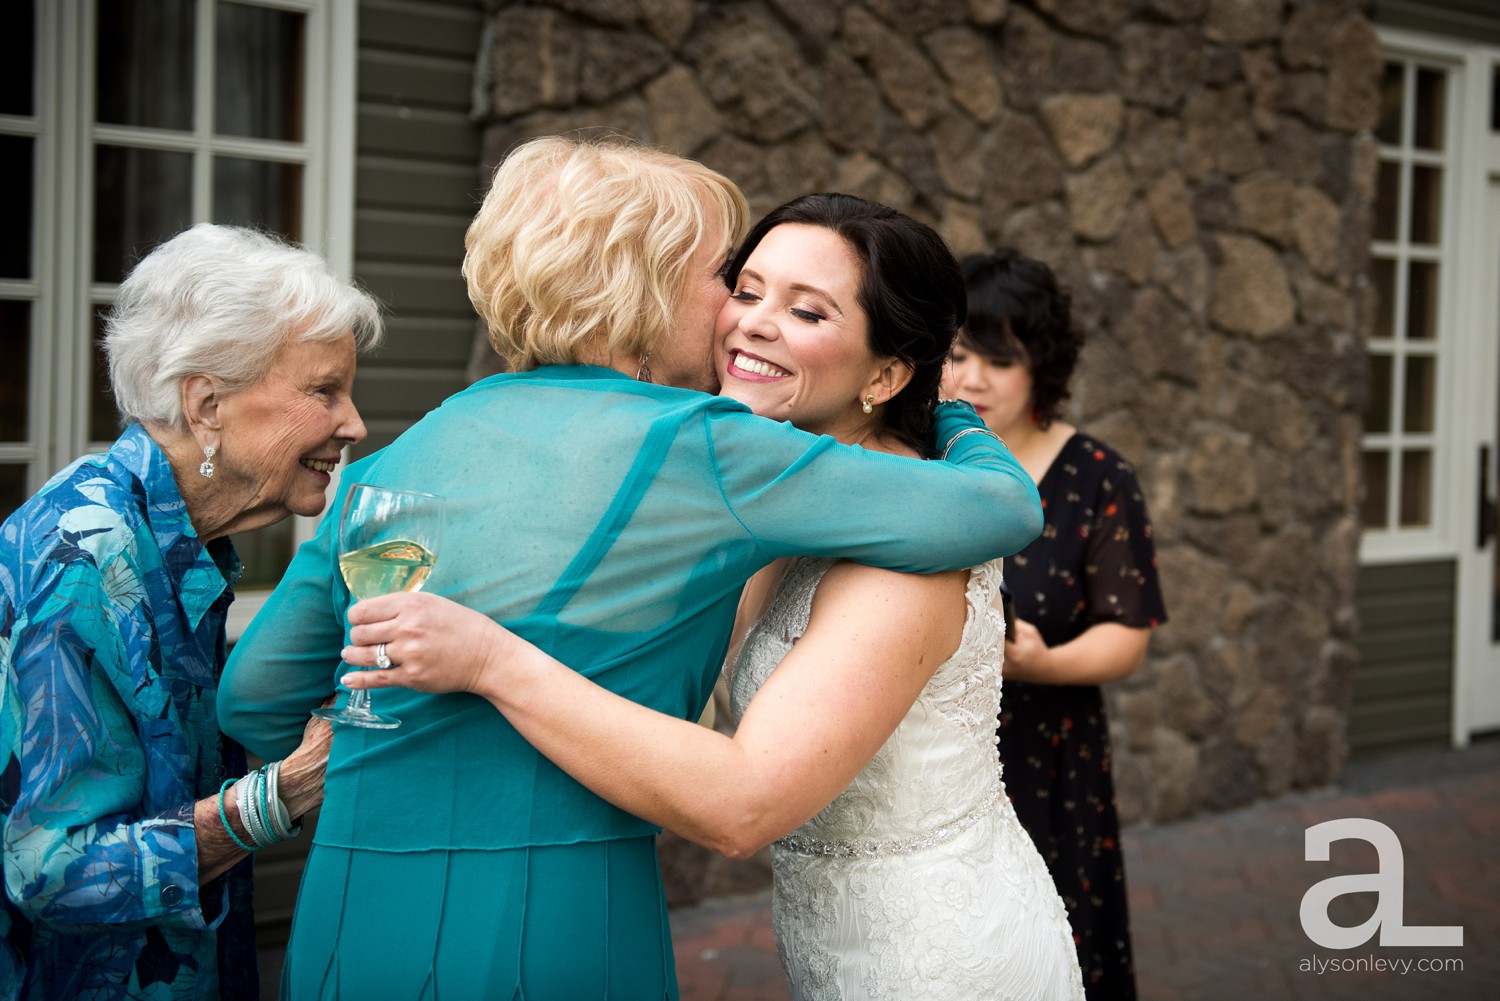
[339,539,435,598]
[315,482,445,728]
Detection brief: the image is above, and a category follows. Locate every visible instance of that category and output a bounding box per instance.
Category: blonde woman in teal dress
[339,194,1084,1000]
[218,140,1042,999]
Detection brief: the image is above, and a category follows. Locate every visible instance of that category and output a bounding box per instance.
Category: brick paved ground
[257,740,1497,999]
[670,739,1500,1001]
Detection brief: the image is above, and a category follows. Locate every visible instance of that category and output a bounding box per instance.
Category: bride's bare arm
[342,565,968,858]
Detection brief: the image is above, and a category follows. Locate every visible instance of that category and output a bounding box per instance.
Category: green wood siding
[350,0,485,458]
[1374,0,1500,45]
[254,0,483,947]
[1351,560,1456,755]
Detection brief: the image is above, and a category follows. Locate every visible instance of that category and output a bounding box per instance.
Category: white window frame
[1360,28,1485,566]
[14,0,357,635]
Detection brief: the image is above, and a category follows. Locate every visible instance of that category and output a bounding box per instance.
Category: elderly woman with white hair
[0,223,382,1001]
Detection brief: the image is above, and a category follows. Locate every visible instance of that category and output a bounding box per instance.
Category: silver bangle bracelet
[266,760,300,840]
[232,773,267,849]
[940,425,1003,461]
[248,769,273,848]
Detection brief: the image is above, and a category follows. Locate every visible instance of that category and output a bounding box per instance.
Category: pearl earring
[861,395,874,414]
[199,444,217,479]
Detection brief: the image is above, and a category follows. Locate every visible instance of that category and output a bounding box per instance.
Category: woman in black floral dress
[944,250,1167,1001]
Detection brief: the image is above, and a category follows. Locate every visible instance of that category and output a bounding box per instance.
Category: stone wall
[472,0,1378,832]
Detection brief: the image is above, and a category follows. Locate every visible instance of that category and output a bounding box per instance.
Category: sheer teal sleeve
[707,402,1041,572]
[217,395,1042,756]
[217,502,346,762]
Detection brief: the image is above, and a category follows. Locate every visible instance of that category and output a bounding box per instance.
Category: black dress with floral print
[999,433,1167,1001]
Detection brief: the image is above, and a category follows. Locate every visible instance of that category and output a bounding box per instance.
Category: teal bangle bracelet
[218,778,258,853]
[258,771,274,841]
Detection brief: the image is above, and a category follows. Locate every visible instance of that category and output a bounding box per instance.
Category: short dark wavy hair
[957,250,1083,430]
[722,193,966,454]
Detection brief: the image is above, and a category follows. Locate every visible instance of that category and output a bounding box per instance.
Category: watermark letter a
[1300,818,1463,949]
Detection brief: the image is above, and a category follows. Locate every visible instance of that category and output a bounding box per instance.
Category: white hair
[104,224,384,430]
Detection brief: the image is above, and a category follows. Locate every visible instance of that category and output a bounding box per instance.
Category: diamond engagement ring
[374,642,393,670]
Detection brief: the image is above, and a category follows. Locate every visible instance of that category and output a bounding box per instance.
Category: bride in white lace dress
[334,194,1082,1000]
[731,555,1082,1000]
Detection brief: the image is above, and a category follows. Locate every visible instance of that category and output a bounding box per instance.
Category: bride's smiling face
[714,223,889,441]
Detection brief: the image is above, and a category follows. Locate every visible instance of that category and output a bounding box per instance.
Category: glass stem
[347,689,372,714]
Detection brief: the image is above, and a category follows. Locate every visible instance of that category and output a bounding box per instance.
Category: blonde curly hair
[464,136,748,372]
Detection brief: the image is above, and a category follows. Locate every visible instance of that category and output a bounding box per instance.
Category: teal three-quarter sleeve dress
[219,366,1042,1000]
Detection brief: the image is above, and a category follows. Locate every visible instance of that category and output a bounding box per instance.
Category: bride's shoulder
[812,561,969,646]
[821,560,967,598]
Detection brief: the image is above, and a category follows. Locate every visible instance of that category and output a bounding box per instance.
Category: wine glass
[314,482,445,729]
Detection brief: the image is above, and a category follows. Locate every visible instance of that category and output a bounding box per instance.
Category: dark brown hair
[958,249,1083,430]
[723,193,966,453]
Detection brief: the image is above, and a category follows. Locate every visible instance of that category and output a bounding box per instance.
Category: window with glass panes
[3,0,348,589]
[0,0,40,518]
[1364,57,1451,535]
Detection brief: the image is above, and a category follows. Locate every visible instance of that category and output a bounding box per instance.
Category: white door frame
[1452,45,1500,742]
[1452,51,1500,744]
[1368,31,1500,746]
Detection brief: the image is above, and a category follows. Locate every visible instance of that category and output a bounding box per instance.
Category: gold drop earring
[861,395,874,414]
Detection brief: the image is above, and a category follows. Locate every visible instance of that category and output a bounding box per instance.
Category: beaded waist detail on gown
[773,792,999,858]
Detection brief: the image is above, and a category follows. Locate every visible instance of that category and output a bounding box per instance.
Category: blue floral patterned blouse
[1,423,256,1001]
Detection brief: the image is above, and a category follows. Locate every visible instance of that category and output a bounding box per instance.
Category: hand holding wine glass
[315,482,444,729]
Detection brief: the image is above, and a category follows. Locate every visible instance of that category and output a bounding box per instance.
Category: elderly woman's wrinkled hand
[275,701,335,821]
[295,703,335,764]
[341,592,509,699]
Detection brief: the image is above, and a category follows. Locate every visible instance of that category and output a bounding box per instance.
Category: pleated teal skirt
[281,836,677,1000]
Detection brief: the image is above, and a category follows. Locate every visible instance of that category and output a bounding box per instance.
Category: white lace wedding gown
[729,558,1085,1001]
